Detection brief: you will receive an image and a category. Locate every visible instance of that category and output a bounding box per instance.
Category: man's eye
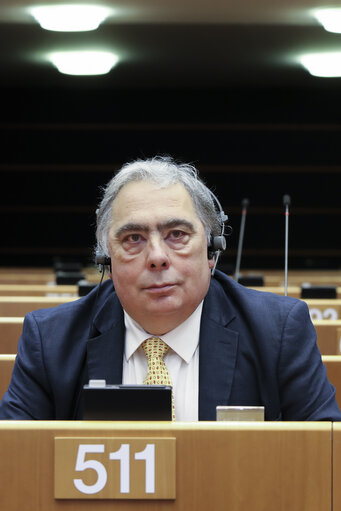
[126,234,141,243]
[169,230,185,239]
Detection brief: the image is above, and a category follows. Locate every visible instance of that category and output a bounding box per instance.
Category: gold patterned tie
[141,337,175,420]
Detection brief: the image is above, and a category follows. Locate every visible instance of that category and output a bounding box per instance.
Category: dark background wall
[1,85,341,271]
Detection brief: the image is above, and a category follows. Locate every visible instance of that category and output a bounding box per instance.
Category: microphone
[234,198,249,282]
[283,195,291,297]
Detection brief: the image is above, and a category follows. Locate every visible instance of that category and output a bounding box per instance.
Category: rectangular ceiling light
[314,8,341,33]
[29,4,111,31]
[300,52,341,77]
[49,51,118,75]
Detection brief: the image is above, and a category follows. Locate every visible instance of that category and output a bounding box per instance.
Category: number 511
[54,437,176,500]
[74,443,155,494]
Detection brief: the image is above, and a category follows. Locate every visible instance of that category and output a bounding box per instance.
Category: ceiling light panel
[29,4,111,32]
[300,52,341,77]
[49,51,119,75]
[314,8,341,34]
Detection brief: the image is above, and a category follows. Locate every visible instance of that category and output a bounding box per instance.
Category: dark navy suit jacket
[0,270,340,420]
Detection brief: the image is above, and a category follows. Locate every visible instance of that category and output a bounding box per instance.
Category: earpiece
[211,235,227,252]
[95,251,111,272]
[207,191,232,275]
[95,209,111,271]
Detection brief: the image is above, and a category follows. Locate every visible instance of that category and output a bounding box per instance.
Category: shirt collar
[124,302,203,364]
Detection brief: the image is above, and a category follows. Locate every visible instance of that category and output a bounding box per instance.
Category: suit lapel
[86,292,125,384]
[199,278,239,420]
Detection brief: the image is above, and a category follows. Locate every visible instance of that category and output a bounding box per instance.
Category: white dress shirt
[122,302,203,421]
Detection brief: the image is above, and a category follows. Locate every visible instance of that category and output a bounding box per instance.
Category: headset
[95,189,231,276]
[207,190,232,275]
[95,252,111,271]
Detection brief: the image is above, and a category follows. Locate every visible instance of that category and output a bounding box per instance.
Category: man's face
[108,180,214,334]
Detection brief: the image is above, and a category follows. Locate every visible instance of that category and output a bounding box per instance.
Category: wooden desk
[322,356,341,406]
[250,286,341,300]
[314,321,341,355]
[333,423,341,510]
[0,421,332,511]
[0,284,78,296]
[0,355,15,398]
[0,318,23,353]
[304,300,341,320]
[0,296,78,316]
[0,267,55,285]
[250,286,301,298]
[0,267,100,285]
[250,269,341,287]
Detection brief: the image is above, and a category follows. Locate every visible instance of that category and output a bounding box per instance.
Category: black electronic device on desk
[301,284,337,299]
[82,380,172,421]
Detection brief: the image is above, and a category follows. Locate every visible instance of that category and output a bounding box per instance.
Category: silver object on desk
[216,406,265,421]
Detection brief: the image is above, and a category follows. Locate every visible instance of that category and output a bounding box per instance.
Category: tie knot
[141,337,169,361]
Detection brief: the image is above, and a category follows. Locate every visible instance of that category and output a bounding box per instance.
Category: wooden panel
[0,318,23,353]
[55,437,176,499]
[0,269,55,285]
[0,354,15,399]
[249,286,301,297]
[242,270,341,287]
[304,300,341,320]
[333,423,341,511]
[322,356,341,407]
[0,284,78,296]
[239,285,341,300]
[314,321,341,355]
[0,267,100,285]
[0,422,332,511]
[0,296,78,316]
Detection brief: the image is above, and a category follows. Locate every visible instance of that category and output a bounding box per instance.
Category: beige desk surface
[0,421,332,511]
[0,284,78,296]
[0,296,78,316]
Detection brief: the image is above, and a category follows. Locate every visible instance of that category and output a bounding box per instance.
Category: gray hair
[96,156,222,257]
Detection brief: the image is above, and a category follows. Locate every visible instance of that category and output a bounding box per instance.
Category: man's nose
[146,238,170,270]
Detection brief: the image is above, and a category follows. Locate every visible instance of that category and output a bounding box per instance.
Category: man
[0,156,340,420]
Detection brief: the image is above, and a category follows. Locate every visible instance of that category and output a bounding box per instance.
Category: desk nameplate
[55,437,176,499]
